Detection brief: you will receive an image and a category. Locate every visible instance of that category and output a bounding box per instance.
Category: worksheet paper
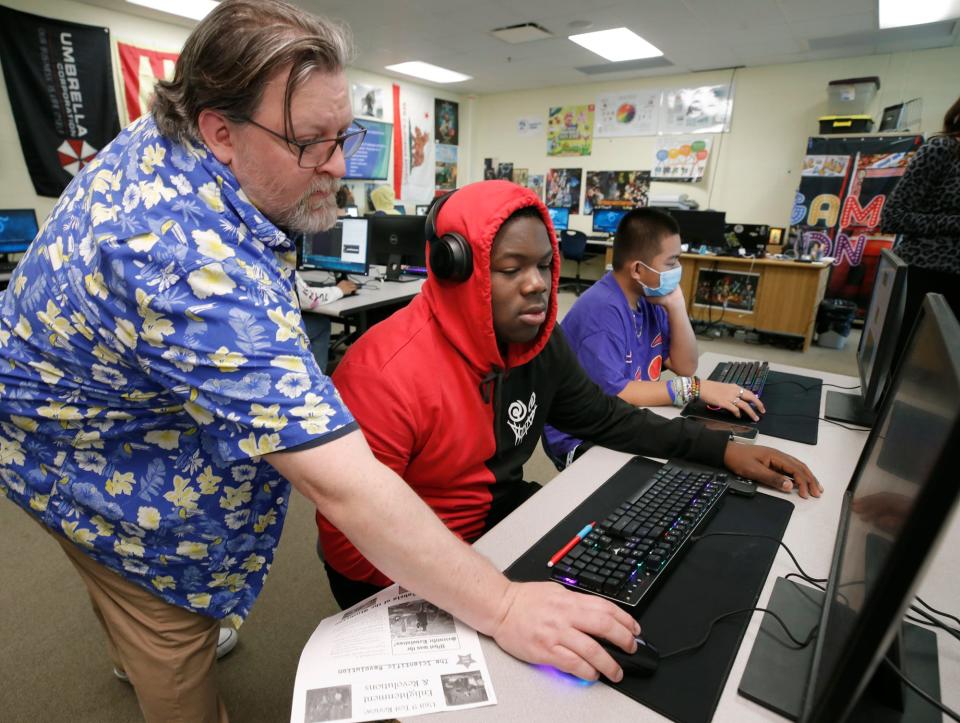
[291,585,497,722]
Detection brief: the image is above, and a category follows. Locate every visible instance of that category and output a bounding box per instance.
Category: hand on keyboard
[723,443,822,499]
[491,580,641,682]
[336,279,359,296]
[700,380,765,421]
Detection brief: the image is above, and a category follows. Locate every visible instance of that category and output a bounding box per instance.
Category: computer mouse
[597,634,659,678]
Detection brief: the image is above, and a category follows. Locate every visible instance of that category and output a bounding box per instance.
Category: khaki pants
[53,533,229,723]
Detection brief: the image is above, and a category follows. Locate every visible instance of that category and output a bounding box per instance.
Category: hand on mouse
[337,279,358,296]
[490,581,641,682]
[723,441,822,498]
[699,380,764,421]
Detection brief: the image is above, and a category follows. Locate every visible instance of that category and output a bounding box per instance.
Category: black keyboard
[710,360,770,396]
[549,463,728,606]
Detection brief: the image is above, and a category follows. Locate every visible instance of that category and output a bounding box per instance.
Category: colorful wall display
[595,90,659,137]
[790,134,923,312]
[496,162,514,180]
[526,174,545,200]
[546,105,594,157]
[652,136,712,182]
[435,98,458,145]
[545,168,583,213]
[513,168,529,187]
[694,269,759,314]
[394,84,434,204]
[584,171,651,214]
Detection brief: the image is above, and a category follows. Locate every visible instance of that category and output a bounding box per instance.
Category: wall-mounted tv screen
[344,119,392,181]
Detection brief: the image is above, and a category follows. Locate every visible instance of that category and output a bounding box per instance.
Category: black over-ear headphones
[425,191,473,282]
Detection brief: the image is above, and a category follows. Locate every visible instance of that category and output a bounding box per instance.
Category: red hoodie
[322,180,727,587]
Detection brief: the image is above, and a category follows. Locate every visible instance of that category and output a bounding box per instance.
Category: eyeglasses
[241,117,367,169]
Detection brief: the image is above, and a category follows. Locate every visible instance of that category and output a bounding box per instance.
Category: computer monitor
[368,214,427,280]
[724,223,769,257]
[344,205,359,218]
[592,208,628,235]
[0,208,39,254]
[656,209,726,248]
[825,249,908,427]
[299,218,369,276]
[547,207,569,232]
[740,293,960,722]
[343,118,391,180]
[415,205,430,216]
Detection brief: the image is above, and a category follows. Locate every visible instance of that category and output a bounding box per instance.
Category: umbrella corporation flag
[0,6,120,197]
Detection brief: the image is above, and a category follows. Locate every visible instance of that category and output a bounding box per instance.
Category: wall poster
[545,168,582,213]
[353,83,384,119]
[659,84,733,134]
[595,90,659,137]
[652,136,712,182]
[584,171,651,214]
[694,269,760,314]
[546,104,594,156]
[435,143,457,191]
[435,98,458,145]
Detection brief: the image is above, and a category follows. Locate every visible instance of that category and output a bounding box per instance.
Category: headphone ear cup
[430,232,473,282]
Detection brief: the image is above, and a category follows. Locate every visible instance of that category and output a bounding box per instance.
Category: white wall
[468,45,960,233]
[0,0,465,219]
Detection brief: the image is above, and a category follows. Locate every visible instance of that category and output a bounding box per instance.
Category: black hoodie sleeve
[543,327,729,467]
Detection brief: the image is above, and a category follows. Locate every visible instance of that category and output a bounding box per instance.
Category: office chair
[558,229,591,296]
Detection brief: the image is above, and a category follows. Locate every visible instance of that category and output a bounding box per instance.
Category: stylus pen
[546,522,595,567]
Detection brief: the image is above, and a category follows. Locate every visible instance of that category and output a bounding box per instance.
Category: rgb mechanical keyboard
[710,360,770,396]
[549,463,728,606]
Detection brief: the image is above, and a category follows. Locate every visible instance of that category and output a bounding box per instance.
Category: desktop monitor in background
[592,208,628,235]
[547,207,570,232]
[343,119,391,180]
[0,208,39,254]
[300,218,369,276]
[825,249,907,427]
[368,214,427,280]
[415,205,430,216]
[656,209,726,248]
[344,205,359,218]
[740,293,960,722]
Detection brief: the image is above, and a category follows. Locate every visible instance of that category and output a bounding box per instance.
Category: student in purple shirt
[543,208,764,467]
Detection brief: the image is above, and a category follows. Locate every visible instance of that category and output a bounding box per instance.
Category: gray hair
[151,0,354,145]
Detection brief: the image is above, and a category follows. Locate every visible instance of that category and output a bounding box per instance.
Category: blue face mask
[639,260,682,297]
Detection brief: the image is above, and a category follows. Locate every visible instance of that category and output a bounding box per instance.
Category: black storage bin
[816,298,857,349]
[818,115,874,134]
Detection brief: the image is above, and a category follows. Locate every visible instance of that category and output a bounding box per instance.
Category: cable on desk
[882,657,960,721]
[916,596,960,629]
[759,410,870,432]
[659,607,817,659]
[764,380,861,392]
[691,532,822,584]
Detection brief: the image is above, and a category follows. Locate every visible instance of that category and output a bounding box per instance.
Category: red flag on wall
[116,41,179,125]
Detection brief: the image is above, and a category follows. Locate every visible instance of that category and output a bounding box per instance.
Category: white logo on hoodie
[506,392,537,445]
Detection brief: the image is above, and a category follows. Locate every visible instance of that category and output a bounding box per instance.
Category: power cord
[660,532,960,719]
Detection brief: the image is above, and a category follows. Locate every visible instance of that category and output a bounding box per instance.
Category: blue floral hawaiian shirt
[0,114,356,626]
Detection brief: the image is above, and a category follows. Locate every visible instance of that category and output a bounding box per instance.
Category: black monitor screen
[301,218,369,275]
[656,209,725,247]
[368,215,426,269]
[857,249,907,412]
[547,207,569,232]
[593,208,628,235]
[0,209,40,253]
[802,294,960,721]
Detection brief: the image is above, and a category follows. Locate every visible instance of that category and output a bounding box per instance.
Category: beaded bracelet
[670,375,702,407]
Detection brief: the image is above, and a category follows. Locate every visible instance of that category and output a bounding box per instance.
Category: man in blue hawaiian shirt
[0,2,642,720]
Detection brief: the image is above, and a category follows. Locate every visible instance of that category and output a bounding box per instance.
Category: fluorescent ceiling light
[568,27,663,62]
[384,61,472,83]
[126,0,219,22]
[879,0,960,28]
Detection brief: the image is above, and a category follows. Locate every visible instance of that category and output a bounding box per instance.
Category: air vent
[575,57,673,75]
[491,22,553,44]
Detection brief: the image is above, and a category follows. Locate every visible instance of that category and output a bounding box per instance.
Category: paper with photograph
[291,585,497,723]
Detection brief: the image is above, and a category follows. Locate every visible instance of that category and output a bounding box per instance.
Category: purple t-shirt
[544,272,670,465]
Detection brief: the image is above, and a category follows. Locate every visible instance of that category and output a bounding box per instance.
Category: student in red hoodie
[324,180,820,610]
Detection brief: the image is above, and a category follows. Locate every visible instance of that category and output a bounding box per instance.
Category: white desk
[414,352,960,721]
[299,270,424,330]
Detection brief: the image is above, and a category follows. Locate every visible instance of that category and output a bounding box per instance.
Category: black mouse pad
[682,369,822,445]
[505,456,794,723]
